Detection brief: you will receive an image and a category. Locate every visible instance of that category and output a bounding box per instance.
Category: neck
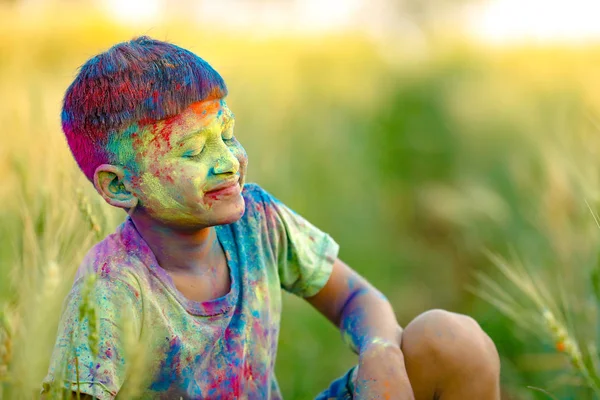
[129,210,220,274]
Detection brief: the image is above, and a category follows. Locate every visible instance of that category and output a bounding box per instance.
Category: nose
[211,145,240,176]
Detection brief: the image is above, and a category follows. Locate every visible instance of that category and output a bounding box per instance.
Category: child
[42,36,501,400]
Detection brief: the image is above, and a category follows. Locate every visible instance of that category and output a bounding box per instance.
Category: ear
[93,164,138,209]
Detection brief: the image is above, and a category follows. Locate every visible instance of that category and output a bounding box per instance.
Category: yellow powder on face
[139,172,187,212]
[127,99,244,224]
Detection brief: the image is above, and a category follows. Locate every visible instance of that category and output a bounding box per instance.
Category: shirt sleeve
[254,185,340,298]
[41,272,142,400]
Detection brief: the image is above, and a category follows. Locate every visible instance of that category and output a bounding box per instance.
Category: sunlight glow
[96,0,600,44]
[102,0,163,25]
[195,0,364,33]
[468,0,600,43]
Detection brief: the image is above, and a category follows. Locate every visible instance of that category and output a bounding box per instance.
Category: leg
[399,309,500,400]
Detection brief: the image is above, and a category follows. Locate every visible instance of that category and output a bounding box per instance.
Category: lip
[204,178,241,198]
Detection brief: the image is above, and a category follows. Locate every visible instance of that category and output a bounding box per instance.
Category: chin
[208,196,246,226]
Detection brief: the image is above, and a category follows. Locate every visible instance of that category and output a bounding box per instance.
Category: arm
[306,258,414,399]
[253,187,412,396]
[306,258,401,351]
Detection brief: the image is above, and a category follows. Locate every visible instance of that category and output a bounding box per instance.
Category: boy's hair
[62,36,228,181]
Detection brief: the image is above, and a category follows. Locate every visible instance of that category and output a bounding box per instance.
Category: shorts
[314,366,358,400]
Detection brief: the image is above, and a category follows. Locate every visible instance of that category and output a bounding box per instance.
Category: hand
[353,341,415,400]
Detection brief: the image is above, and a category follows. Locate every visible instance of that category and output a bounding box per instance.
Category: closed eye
[182,148,203,158]
[178,131,207,157]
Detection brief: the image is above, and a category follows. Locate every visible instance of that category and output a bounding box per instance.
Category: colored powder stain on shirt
[99,263,110,275]
[42,183,339,399]
[150,336,183,391]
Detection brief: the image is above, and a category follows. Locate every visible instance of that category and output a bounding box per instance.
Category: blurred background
[3,0,600,399]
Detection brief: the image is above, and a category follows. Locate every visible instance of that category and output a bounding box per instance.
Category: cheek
[138,160,182,196]
[150,161,211,199]
[142,162,177,189]
[138,172,183,211]
[234,144,248,168]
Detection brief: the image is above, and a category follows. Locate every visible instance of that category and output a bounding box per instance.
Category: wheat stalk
[117,312,149,399]
[78,273,99,358]
[75,189,102,241]
[0,306,15,384]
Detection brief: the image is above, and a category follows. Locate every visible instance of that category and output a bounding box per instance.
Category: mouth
[204,178,241,199]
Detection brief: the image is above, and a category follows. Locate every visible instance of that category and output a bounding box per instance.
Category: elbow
[337,286,371,325]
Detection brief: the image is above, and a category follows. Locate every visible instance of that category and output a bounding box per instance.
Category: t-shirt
[41,183,339,399]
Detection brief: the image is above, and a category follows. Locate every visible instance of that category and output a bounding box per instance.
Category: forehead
[167,99,232,134]
[125,99,232,157]
[140,99,232,144]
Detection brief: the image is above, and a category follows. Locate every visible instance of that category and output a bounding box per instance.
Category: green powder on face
[106,123,140,170]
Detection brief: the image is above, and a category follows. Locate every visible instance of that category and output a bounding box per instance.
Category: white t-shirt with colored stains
[42,183,339,399]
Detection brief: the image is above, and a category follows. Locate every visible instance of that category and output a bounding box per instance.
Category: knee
[401,309,500,379]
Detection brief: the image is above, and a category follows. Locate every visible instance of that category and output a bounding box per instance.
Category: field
[3,6,600,399]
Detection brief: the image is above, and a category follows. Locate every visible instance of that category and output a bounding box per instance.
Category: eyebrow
[176,129,207,146]
[176,115,234,146]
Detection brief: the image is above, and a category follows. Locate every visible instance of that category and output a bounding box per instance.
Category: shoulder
[242,182,286,210]
[241,182,269,203]
[240,183,270,216]
[73,220,145,296]
[239,183,289,227]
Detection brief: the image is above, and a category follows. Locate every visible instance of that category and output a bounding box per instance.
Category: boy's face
[126,99,248,229]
